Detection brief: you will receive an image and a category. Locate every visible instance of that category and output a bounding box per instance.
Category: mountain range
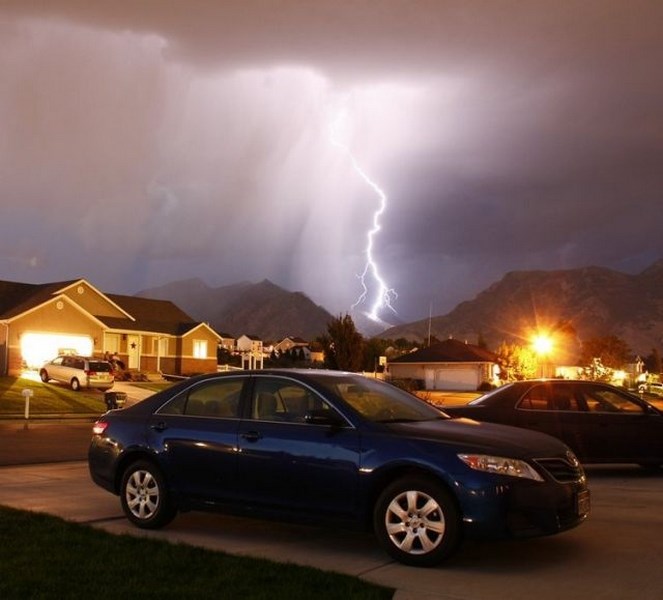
[381,260,663,357]
[137,278,334,341]
[138,260,663,355]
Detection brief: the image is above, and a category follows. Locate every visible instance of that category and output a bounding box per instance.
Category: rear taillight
[92,420,109,435]
[85,370,96,377]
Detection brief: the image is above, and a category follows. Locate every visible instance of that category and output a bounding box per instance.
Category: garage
[434,367,478,390]
[389,338,498,392]
[20,333,93,370]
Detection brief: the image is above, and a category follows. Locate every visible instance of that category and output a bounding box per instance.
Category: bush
[477,381,495,392]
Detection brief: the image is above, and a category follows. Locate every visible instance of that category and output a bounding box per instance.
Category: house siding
[60,283,126,318]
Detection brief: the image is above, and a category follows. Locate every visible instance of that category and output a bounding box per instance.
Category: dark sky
[1,0,661,323]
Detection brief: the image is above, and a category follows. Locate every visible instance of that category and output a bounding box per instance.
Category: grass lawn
[0,506,393,600]
[0,376,108,417]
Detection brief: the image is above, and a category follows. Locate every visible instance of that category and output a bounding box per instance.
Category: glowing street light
[532,334,553,357]
[532,333,554,378]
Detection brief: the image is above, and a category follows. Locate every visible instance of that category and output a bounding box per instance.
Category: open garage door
[21,333,93,369]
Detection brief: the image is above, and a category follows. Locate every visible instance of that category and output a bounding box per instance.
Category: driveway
[0,460,662,600]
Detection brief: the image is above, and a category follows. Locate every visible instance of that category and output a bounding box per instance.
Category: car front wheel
[70,378,80,391]
[120,460,177,529]
[374,476,461,567]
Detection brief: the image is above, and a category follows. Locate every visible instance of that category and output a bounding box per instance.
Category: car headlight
[458,453,544,482]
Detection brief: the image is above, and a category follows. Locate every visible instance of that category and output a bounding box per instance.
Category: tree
[578,335,631,369]
[318,314,364,371]
[495,342,538,382]
[362,337,390,372]
[580,357,613,382]
[644,348,662,375]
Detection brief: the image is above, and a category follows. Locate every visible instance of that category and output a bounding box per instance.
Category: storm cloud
[1,0,661,323]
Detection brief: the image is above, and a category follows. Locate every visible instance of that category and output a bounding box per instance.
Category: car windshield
[312,375,446,423]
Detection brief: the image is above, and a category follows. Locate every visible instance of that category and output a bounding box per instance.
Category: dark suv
[40,355,114,391]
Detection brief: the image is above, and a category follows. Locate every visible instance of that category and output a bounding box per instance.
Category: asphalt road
[1,417,662,599]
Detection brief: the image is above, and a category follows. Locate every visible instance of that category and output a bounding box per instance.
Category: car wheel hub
[386,490,445,555]
[126,470,159,520]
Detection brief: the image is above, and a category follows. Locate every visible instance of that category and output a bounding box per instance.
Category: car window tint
[518,385,550,410]
[89,361,111,372]
[548,385,580,411]
[580,387,645,413]
[157,378,243,418]
[251,378,332,423]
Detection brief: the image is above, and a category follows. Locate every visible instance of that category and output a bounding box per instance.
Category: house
[236,334,263,369]
[217,332,236,353]
[0,278,221,377]
[274,336,311,361]
[388,338,499,391]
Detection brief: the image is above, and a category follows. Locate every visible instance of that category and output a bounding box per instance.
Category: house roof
[390,338,497,364]
[103,294,198,335]
[0,278,216,338]
[0,279,80,319]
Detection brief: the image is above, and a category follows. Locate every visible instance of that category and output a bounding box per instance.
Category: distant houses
[1,276,497,388]
[0,277,328,378]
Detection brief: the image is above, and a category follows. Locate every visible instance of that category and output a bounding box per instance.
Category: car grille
[533,457,585,483]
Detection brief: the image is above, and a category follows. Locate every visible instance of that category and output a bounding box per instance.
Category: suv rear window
[89,361,112,372]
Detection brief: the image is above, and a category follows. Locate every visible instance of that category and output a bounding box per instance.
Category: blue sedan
[88,370,589,567]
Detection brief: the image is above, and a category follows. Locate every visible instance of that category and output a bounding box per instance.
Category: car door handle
[241,430,262,442]
[150,421,168,432]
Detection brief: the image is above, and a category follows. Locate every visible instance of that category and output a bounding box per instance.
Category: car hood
[385,417,568,458]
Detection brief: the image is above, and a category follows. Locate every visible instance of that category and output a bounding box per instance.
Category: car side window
[157,378,243,418]
[518,385,579,411]
[580,388,645,414]
[548,385,579,411]
[517,385,550,410]
[251,378,332,423]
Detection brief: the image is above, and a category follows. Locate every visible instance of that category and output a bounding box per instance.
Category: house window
[152,337,168,356]
[104,333,120,354]
[193,339,208,359]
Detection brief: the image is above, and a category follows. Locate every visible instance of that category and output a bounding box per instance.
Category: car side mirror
[304,409,346,427]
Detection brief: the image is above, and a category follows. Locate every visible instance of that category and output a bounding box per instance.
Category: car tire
[70,378,81,391]
[373,476,461,567]
[39,370,49,383]
[120,460,177,529]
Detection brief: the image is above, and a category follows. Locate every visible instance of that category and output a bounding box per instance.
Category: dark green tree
[319,314,364,371]
[644,348,662,374]
[362,337,390,372]
[578,335,631,369]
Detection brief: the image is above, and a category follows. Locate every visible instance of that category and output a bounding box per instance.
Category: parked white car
[638,382,663,397]
[40,355,114,391]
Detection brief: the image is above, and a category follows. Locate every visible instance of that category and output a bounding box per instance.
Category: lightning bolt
[329,110,397,321]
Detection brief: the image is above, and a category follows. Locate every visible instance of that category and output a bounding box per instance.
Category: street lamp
[532,333,554,378]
